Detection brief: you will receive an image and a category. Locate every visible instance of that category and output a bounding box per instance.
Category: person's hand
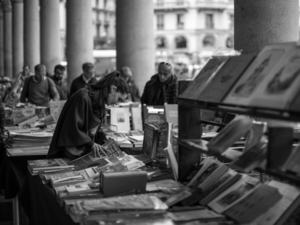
[92,143,105,158]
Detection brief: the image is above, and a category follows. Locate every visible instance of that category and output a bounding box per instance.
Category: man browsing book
[141,62,178,106]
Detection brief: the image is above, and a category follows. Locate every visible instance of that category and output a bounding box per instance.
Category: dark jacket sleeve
[141,84,148,105]
[20,77,30,103]
[69,80,76,97]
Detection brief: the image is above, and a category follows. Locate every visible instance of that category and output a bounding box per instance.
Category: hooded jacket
[141,74,177,106]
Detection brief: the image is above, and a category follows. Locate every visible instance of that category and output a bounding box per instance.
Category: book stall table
[18,173,76,225]
[0,152,46,199]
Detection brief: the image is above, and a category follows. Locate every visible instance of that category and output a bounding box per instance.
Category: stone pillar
[0,5,4,77]
[66,0,93,89]
[3,1,13,78]
[234,0,299,54]
[116,0,155,93]
[40,0,60,74]
[12,0,24,78]
[24,0,40,71]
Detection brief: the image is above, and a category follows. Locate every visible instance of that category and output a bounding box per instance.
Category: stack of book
[27,158,74,175]
[6,131,53,156]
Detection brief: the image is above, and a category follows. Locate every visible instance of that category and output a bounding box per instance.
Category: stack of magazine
[27,158,74,175]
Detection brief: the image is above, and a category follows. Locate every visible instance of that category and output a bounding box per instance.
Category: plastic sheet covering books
[73,194,168,213]
[167,209,224,222]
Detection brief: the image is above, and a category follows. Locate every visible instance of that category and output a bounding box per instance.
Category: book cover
[186,158,214,187]
[28,158,72,170]
[290,89,300,112]
[250,45,300,109]
[131,106,143,131]
[79,194,168,211]
[142,123,159,160]
[156,122,172,159]
[68,152,110,171]
[199,169,241,206]
[179,56,229,100]
[142,105,165,127]
[198,54,256,103]
[164,144,178,181]
[198,164,229,192]
[164,104,178,127]
[223,42,296,106]
[230,141,267,173]
[110,107,130,132]
[167,209,224,222]
[187,158,222,189]
[253,180,300,225]
[207,115,253,154]
[224,184,283,224]
[208,174,261,213]
[282,145,300,175]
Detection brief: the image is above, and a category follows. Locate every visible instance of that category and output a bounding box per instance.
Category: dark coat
[141,74,178,106]
[69,75,97,97]
[47,88,101,159]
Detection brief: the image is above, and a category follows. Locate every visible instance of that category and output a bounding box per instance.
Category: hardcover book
[179,56,229,100]
[223,42,296,106]
[230,141,267,173]
[208,174,261,213]
[198,54,256,103]
[253,180,300,225]
[207,115,253,154]
[224,184,283,224]
[156,122,172,159]
[142,105,165,127]
[28,158,72,171]
[142,123,159,160]
[199,169,242,206]
[250,45,300,109]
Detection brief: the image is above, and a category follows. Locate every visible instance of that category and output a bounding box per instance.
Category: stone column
[0,5,4,77]
[40,0,60,74]
[66,0,93,89]
[3,1,13,78]
[116,0,155,94]
[234,0,299,54]
[24,0,40,71]
[12,0,24,78]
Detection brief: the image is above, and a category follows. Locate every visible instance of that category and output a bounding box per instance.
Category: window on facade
[203,35,216,47]
[104,25,109,36]
[156,37,167,48]
[229,14,234,29]
[226,36,234,48]
[175,36,187,48]
[96,24,101,37]
[104,0,107,8]
[95,0,99,7]
[177,0,184,5]
[157,0,164,6]
[157,14,164,30]
[205,13,214,29]
[177,14,184,29]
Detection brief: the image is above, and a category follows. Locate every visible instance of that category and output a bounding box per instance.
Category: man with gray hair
[20,64,59,107]
[69,62,97,97]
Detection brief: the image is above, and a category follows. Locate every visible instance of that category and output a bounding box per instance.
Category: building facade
[153,0,234,76]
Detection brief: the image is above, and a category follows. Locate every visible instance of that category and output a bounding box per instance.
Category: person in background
[69,62,97,97]
[141,62,177,106]
[120,66,140,102]
[20,64,60,107]
[50,64,67,100]
[15,65,34,94]
[47,71,129,160]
